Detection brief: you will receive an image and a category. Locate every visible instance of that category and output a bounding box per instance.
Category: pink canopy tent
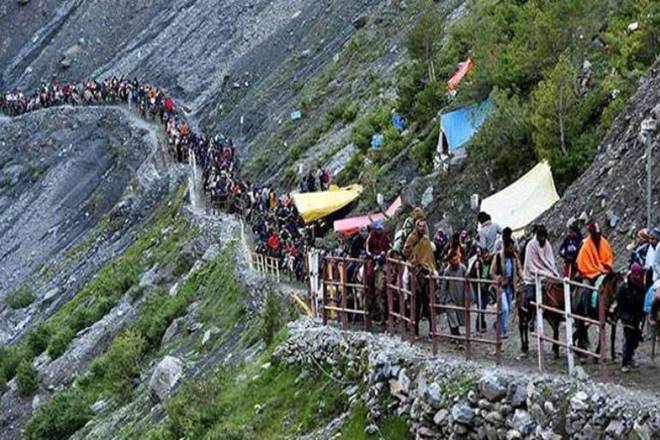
[333,196,403,237]
[447,58,473,91]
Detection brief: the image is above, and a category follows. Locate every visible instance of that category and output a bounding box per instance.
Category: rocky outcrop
[149,356,184,404]
[275,319,660,439]
[0,106,178,344]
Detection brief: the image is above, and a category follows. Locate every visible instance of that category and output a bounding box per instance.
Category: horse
[517,272,622,360]
[518,281,566,358]
[573,272,623,361]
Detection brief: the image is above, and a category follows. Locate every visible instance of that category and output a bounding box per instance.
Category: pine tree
[531,55,579,161]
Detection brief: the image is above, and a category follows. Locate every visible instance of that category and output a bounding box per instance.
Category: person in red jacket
[267,228,281,258]
[164,96,174,113]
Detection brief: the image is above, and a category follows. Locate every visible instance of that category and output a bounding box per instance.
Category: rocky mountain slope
[0,106,179,344]
[1,0,659,439]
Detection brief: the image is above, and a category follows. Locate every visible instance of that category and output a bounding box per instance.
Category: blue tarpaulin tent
[440,100,494,153]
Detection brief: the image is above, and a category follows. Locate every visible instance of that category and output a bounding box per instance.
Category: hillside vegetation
[340,0,658,194]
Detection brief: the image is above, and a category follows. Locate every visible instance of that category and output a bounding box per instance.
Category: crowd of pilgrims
[4,78,659,371]
[1,77,312,280]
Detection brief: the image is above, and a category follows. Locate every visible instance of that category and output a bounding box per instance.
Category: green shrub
[0,347,23,382]
[48,327,75,359]
[172,253,194,278]
[5,285,36,309]
[25,324,52,357]
[164,379,223,440]
[324,100,359,129]
[259,291,286,346]
[16,360,38,397]
[24,389,93,440]
[135,292,187,351]
[90,330,146,401]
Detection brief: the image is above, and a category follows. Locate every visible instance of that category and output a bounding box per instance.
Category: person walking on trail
[491,237,524,339]
[440,253,467,336]
[404,219,437,337]
[643,227,660,339]
[522,226,560,312]
[477,211,502,255]
[629,228,651,270]
[559,222,583,279]
[612,263,646,372]
[467,248,493,334]
[366,219,390,322]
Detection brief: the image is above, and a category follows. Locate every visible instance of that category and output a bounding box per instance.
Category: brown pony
[518,281,565,358]
[517,272,622,360]
[573,272,622,361]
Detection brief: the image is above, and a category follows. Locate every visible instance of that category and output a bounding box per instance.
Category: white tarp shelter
[480,162,559,233]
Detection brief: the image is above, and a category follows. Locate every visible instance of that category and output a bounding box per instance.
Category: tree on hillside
[406,0,444,84]
[531,55,579,159]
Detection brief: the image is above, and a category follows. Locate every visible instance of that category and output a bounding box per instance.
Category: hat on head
[372,219,384,231]
[413,207,426,221]
[651,227,660,240]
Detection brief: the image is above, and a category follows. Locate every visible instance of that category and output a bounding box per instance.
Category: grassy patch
[339,403,411,440]
[159,347,349,439]
[25,246,245,439]
[16,360,39,397]
[5,285,36,309]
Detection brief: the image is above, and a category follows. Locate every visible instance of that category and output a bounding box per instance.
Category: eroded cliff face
[0,105,179,343]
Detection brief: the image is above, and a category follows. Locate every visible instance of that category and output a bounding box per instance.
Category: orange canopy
[447,58,474,91]
[577,236,614,279]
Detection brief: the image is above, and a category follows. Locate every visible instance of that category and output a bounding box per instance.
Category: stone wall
[274,319,660,439]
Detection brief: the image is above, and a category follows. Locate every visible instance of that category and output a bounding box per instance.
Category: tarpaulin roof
[292,184,363,224]
[333,196,403,237]
[447,58,473,91]
[480,162,559,233]
[440,99,494,152]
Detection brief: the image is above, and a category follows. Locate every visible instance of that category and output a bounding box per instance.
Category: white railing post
[563,278,575,374]
[535,273,545,372]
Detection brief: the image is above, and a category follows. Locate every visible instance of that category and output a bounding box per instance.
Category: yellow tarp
[292,184,363,224]
[480,162,559,233]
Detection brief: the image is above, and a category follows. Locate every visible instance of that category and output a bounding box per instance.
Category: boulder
[512,409,534,436]
[149,356,184,403]
[451,401,475,425]
[43,287,61,302]
[479,373,507,401]
[352,15,368,29]
[139,266,159,288]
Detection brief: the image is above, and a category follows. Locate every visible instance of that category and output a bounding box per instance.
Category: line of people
[336,206,660,371]
[1,77,309,280]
